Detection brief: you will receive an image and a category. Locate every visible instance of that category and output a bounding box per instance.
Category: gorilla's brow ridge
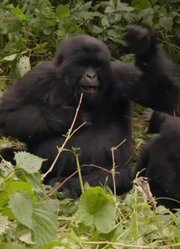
[58,35,109,57]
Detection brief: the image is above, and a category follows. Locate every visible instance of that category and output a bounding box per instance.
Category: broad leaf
[11,6,27,21]
[15,152,45,174]
[6,181,34,195]
[19,229,35,245]
[25,174,45,194]
[9,192,33,230]
[79,187,116,233]
[33,204,58,246]
[56,4,70,20]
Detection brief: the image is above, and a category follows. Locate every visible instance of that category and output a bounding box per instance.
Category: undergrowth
[0,149,179,249]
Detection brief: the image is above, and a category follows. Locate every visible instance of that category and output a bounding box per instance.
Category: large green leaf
[9,192,33,230]
[56,4,70,20]
[15,152,45,174]
[6,181,34,196]
[11,6,27,21]
[79,187,116,234]
[32,204,58,247]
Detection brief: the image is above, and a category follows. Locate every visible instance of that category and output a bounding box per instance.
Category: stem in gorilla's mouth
[81,85,98,94]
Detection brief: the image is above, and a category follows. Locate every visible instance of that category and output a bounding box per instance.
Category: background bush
[0,0,179,87]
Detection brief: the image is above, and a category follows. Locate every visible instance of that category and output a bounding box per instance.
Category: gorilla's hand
[125,24,156,55]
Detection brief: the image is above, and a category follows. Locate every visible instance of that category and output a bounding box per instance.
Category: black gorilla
[0,35,133,197]
[0,25,179,198]
[135,112,180,210]
[112,24,180,133]
[119,25,179,113]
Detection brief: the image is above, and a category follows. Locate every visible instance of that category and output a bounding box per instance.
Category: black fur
[0,35,133,198]
[135,112,180,210]
[114,24,180,113]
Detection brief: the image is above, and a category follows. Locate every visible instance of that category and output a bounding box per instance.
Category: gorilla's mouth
[81,85,98,94]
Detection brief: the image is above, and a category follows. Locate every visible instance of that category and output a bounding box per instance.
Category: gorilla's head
[54,35,113,109]
[148,111,180,134]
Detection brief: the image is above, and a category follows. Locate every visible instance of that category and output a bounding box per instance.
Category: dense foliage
[0,1,180,248]
[0,152,180,249]
[0,0,179,85]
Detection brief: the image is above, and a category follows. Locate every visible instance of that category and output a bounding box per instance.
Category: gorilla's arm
[112,24,180,114]
[0,62,76,142]
[49,166,133,199]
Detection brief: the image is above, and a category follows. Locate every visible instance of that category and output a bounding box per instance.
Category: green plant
[0,0,179,86]
[0,151,179,248]
[0,152,59,248]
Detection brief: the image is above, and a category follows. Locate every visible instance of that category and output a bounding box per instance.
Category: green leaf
[0,191,9,209]
[0,242,27,249]
[140,8,154,23]
[0,80,6,90]
[25,174,45,194]
[33,204,58,246]
[41,241,64,249]
[19,229,35,245]
[15,151,45,174]
[0,213,9,235]
[131,211,138,239]
[131,0,151,9]
[105,6,114,14]
[9,192,33,230]
[101,17,109,27]
[118,3,134,12]
[11,6,27,21]
[6,181,34,196]
[56,4,70,20]
[79,187,116,233]
[159,16,173,32]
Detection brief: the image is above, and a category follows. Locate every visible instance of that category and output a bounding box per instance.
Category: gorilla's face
[55,35,113,109]
[80,67,99,96]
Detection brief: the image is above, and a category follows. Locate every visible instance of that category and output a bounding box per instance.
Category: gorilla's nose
[85,71,97,79]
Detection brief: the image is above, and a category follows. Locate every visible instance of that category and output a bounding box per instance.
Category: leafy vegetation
[0,0,179,84]
[0,152,180,248]
[0,0,180,248]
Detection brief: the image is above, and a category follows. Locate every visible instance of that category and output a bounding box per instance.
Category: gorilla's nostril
[86,74,95,79]
[86,72,97,79]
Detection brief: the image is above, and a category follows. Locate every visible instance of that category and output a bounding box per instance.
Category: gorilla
[135,112,180,210]
[112,24,180,133]
[0,24,179,198]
